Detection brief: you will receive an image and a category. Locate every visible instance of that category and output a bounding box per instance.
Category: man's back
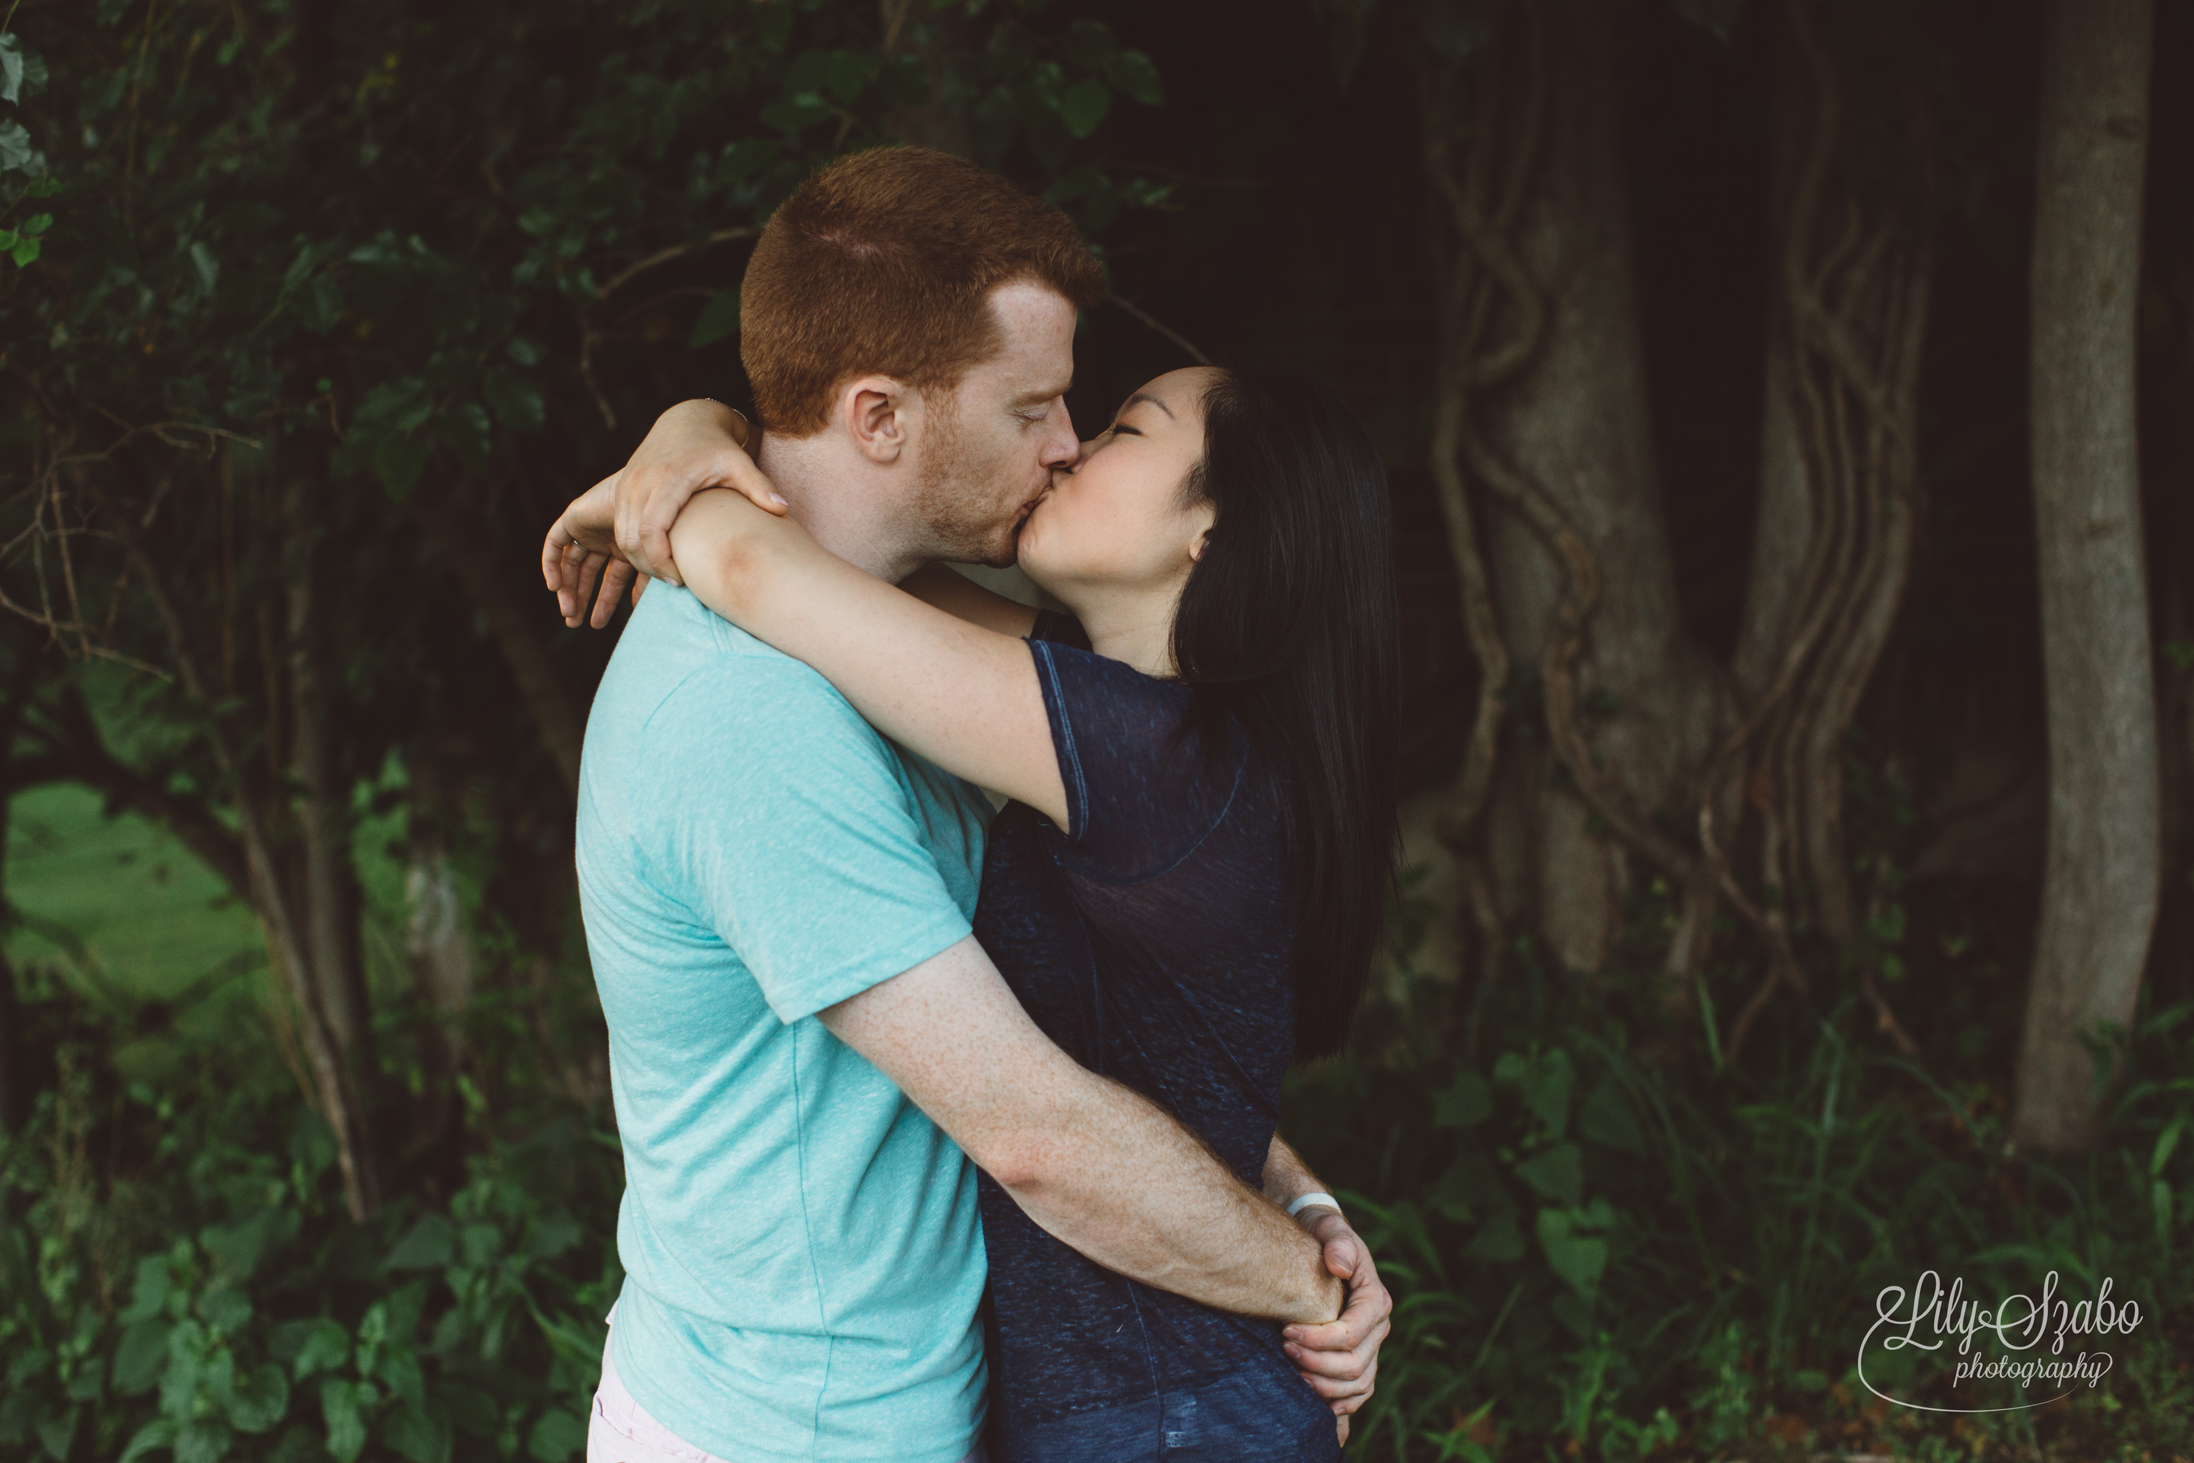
[576,584,992,1463]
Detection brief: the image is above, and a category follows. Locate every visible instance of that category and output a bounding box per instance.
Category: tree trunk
[1717,2,1935,1062]
[1461,0,1729,973]
[402,742,475,1182]
[288,478,373,1058]
[78,470,382,1219]
[2013,0,2158,1155]
[410,490,586,797]
[0,793,17,1140]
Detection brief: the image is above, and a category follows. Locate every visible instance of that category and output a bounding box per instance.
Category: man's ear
[840,376,911,465]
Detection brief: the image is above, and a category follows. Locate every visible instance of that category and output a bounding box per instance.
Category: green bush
[1285,873,2194,1461]
[0,1032,620,1463]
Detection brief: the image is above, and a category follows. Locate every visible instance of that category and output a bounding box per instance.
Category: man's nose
[1041,402,1080,470]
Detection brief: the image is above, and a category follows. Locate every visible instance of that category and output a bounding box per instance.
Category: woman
[555,365,1398,1462]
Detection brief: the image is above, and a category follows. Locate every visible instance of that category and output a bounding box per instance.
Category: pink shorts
[586,1326,987,1463]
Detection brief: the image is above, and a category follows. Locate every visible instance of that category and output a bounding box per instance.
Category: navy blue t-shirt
[970,613,1339,1463]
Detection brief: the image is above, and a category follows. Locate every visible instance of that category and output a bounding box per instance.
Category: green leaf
[484,367,545,431]
[114,1319,174,1395]
[1430,1150,1505,1224]
[1495,1048,1574,1136]
[375,1343,425,1412]
[824,50,870,105]
[10,237,40,267]
[264,1427,323,1463]
[384,1400,451,1463]
[353,377,436,435]
[1060,78,1110,139]
[715,138,780,186]
[1101,49,1162,106]
[298,275,343,335]
[289,1318,351,1381]
[225,1364,289,1434]
[1464,1210,1526,1264]
[689,288,742,349]
[1434,1071,1493,1129]
[384,1214,455,1271]
[760,91,833,132]
[1513,1143,1584,1205]
[198,1284,253,1335]
[189,241,221,294]
[320,1380,377,1463]
[526,1408,587,1463]
[1536,1208,1608,1299]
[442,1385,501,1438]
[202,1209,286,1284]
[460,1223,503,1265]
[1078,188,1118,234]
[175,1417,234,1463]
[121,1257,174,1325]
[374,435,431,498]
[527,1214,582,1260]
[21,213,52,236]
[120,1420,179,1463]
[37,1408,78,1462]
[1549,1288,1595,1340]
[2150,1112,2183,1178]
[436,402,493,472]
[1578,1078,1645,1154]
[0,121,34,174]
[1044,165,1105,203]
[0,36,23,105]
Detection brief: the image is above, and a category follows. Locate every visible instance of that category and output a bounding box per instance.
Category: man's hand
[611,399,780,585]
[1282,1206,1392,1446]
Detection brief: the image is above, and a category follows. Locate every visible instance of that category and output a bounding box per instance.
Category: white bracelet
[1286,1191,1342,1219]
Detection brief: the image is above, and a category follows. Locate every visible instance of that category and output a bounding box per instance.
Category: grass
[5,783,269,1078]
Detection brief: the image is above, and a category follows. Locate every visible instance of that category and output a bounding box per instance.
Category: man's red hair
[739,147,1107,437]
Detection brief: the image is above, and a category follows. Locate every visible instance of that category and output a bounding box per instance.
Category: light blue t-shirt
[575,584,993,1463]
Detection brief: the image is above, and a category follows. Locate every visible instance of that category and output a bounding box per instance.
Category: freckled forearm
[995,1076,1343,1324]
[1264,1134,1326,1208]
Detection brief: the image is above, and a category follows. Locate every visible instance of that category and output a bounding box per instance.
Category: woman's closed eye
[1108,422,1141,437]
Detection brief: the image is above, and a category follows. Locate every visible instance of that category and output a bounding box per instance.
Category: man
[549,147,1386,1463]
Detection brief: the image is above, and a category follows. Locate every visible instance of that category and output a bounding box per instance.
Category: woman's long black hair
[1170,367,1400,1062]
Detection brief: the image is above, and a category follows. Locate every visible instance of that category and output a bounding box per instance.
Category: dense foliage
[5,868,2190,1461]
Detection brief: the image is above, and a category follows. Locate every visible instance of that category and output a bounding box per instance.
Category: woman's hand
[1280,1209,1393,1446]
[612,399,783,585]
[542,474,641,628]
[539,399,789,628]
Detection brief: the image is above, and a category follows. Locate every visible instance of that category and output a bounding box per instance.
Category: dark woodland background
[0,0,2188,1459]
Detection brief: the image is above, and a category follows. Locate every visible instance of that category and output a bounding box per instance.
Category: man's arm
[820,934,1345,1325]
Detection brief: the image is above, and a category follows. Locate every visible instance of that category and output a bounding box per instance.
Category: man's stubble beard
[912,401,1024,569]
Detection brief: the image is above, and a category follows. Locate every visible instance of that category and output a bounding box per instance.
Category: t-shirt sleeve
[1026,638,1239,881]
[640,660,977,1024]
